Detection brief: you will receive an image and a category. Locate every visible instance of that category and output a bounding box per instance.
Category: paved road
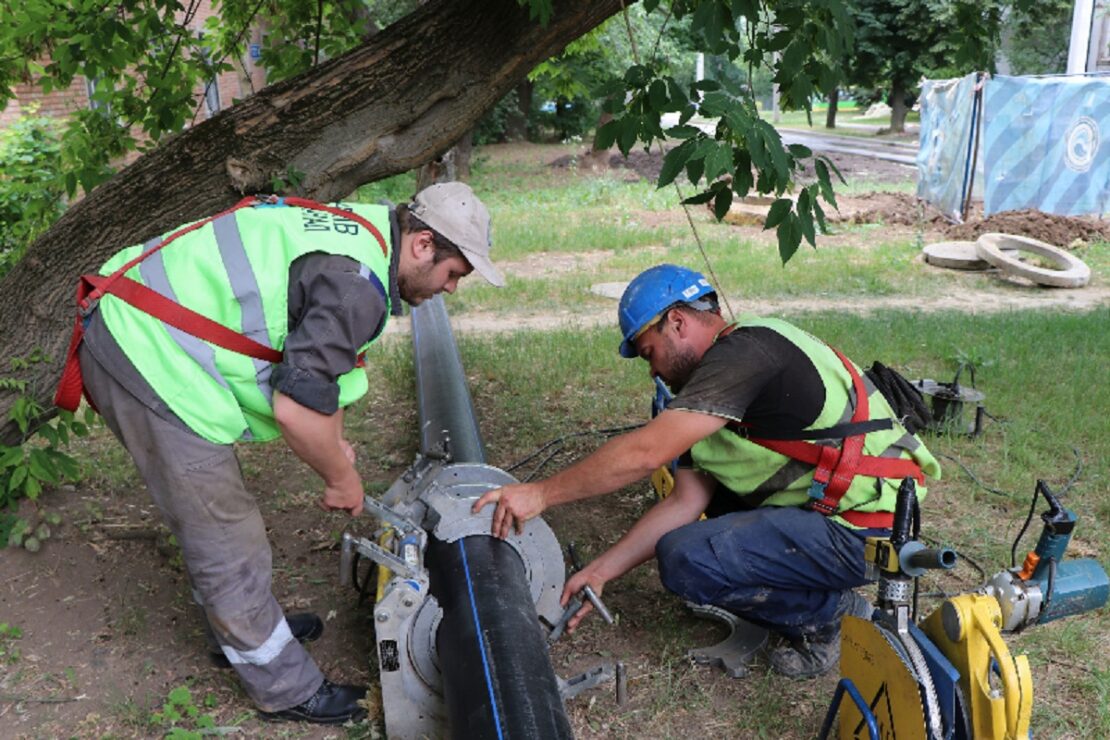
[661,113,919,166]
[777,128,918,166]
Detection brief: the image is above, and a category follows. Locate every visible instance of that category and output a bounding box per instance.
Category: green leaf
[685,156,705,187]
[796,189,816,246]
[681,190,716,205]
[648,79,668,111]
[617,117,639,155]
[815,159,838,209]
[813,198,828,234]
[819,154,846,184]
[787,144,812,159]
[0,447,22,470]
[28,449,58,483]
[666,124,702,139]
[167,686,192,706]
[658,139,696,188]
[594,119,620,151]
[8,465,27,493]
[764,198,793,230]
[777,216,802,264]
[703,143,734,182]
[713,187,733,220]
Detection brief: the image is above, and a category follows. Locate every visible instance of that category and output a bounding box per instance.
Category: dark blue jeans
[655,506,878,638]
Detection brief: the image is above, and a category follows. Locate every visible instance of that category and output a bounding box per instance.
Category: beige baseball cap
[410,182,504,287]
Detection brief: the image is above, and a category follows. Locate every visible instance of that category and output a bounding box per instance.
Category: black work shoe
[258,680,368,725]
[209,612,325,669]
[769,632,840,679]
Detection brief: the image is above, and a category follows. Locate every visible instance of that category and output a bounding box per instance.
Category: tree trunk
[416,130,474,190]
[505,78,533,140]
[0,0,626,444]
[889,78,908,133]
[580,111,613,172]
[825,88,838,129]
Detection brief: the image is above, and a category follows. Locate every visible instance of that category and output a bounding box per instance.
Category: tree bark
[889,78,908,133]
[825,88,838,129]
[0,0,627,444]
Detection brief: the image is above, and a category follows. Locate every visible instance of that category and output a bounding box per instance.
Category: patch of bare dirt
[941,208,1110,246]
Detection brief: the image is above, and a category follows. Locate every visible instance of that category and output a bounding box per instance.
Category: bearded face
[657,331,701,392]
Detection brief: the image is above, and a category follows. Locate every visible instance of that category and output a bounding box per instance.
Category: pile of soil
[941,208,1110,246]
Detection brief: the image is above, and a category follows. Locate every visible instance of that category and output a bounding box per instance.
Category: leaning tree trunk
[0,0,627,444]
[825,88,839,129]
[889,78,909,134]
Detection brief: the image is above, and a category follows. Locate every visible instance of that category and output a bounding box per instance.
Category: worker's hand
[338,438,357,466]
[561,567,607,634]
[320,468,364,516]
[472,483,548,539]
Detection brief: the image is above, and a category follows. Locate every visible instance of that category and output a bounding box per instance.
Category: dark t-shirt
[83,250,390,428]
[668,325,826,449]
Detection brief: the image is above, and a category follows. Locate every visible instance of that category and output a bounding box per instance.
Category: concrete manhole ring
[975,233,1091,288]
[922,241,991,270]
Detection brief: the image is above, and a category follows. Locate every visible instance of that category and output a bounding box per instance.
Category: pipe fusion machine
[338,297,601,739]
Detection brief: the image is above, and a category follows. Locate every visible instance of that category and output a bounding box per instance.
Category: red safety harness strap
[743,346,924,528]
[54,196,389,412]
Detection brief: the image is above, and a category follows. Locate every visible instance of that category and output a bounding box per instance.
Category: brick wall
[0,77,91,128]
[1,0,262,134]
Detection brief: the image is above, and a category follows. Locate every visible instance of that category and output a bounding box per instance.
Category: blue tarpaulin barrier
[982,75,1110,216]
[917,73,1110,219]
[917,73,980,221]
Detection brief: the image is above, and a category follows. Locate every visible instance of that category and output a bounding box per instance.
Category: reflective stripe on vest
[97,202,392,444]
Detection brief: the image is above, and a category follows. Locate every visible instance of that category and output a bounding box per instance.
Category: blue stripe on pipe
[458,539,505,740]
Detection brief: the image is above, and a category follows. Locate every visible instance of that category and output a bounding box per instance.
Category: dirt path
[381,282,1110,337]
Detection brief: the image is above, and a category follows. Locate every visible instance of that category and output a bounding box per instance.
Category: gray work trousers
[80,345,324,711]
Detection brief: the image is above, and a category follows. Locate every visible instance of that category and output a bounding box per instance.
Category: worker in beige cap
[69,182,502,725]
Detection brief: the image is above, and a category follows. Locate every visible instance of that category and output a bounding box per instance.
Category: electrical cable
[504,424,644,477]
[1008,448,1082,567]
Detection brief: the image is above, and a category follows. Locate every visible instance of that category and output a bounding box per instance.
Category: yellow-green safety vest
[97,201,391,444]
[688,316,941,528]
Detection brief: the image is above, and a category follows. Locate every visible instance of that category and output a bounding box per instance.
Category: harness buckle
[78,296,100,318]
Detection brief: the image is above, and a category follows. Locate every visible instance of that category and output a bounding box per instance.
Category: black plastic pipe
[410,296,572,739]
[428,535,573,739]
[411,295,485,463]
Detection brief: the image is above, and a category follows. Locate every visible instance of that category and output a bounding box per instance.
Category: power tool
[822,478,1108,740]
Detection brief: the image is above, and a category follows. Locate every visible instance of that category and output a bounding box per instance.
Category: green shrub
[0,109,67,279]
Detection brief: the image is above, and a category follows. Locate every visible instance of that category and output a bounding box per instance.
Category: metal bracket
[339,531,422,582]
[685,603,769,678]
[558,662,615,702]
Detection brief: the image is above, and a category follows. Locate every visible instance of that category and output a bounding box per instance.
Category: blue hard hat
[617,264,716,358]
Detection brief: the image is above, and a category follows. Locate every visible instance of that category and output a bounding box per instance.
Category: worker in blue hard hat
[474,263,940,678]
